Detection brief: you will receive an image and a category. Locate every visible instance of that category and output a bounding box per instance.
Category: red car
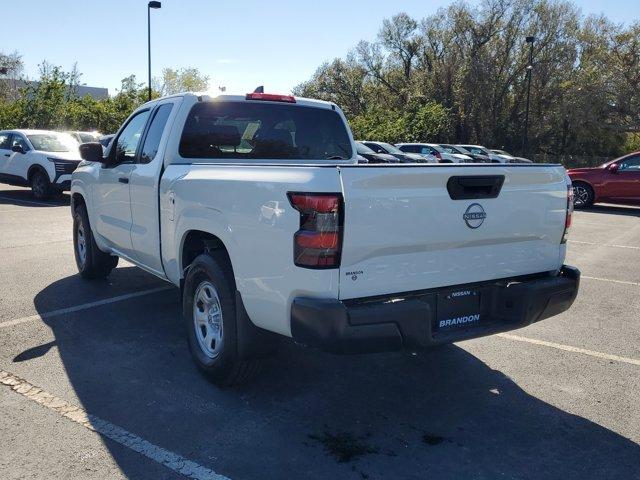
[567,152,640,208]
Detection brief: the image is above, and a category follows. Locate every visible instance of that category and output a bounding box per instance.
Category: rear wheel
[30,169,52,200]
[73,203,119,278]
[572,182,594,209]
[183,252,261,386]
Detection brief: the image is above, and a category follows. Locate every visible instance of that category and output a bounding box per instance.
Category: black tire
[183,252,261,386]
[30,168,52,200]
[572,181,594,209]
[73,203,119,279]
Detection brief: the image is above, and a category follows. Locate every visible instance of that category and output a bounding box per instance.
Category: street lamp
[148,1,161,101]
[521,35,535,157]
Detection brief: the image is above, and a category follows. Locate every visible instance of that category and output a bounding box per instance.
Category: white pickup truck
[71,91,580,385]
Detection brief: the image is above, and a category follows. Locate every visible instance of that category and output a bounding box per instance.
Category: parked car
[397,143,471,163]
[356,142,402,164]
[0,129,81,199]
[490,149,533,164]
[439,144,491,163]
[567,152,640,208]
[66,131,101,144]
[457,145,506,163]
[71,91,579,385]
[361,141,437,163]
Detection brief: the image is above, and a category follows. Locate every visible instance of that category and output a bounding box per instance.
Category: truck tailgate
[338,165,568,300]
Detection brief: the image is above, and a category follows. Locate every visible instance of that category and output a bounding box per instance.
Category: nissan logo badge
[463,203,486,229]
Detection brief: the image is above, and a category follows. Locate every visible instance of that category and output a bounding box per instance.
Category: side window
[618,156,640,172]
[367,143,383,153]
[112,110,151,165]
[11,134,30,152]
[0,133,11,149]
[139,104,173,164]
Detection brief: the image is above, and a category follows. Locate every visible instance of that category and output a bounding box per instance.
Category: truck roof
[141,91,336,110]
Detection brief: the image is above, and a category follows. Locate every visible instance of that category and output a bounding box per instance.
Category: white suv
[0,129,81,199]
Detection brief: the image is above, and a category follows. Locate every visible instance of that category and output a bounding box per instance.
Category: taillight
[245,92,296,103]
[288,192,343,268]
[562,185,573,244]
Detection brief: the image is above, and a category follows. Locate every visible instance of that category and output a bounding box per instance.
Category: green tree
[18,62,68,129]
[154,67,209,95]
[295,0,640,159]
[0,50,24,101]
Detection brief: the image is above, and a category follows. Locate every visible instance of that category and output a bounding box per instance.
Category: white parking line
[0,370,229,480]
[582,275,640,287]
[570,240,640,250]
[497,333,640,366]
[0,286,174,329]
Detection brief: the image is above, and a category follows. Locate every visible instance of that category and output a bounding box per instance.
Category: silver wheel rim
[193,281,224,359]
[76,222,87,266]
[573,185,590,207]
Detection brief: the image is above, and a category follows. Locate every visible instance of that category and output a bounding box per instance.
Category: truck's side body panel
[338,165,568,300]
[160,164,342,336]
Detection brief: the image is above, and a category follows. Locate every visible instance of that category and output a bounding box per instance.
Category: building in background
[0,79,108,100]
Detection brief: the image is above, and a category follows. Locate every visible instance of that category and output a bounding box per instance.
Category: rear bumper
[291,265,580,354]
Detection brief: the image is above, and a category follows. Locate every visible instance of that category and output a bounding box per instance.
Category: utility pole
[148,1,162,101]
[522,36,535,157]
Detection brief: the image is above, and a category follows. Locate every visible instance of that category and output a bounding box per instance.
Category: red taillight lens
[288,193,338,214]
[245,92,296,103]
[288,192,343,268]
[562,185,574,244]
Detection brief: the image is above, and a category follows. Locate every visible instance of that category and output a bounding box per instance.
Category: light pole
[148,1,161,101]
[522,36,535,157]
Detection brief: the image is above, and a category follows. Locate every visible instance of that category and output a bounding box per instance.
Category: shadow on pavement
[579,204,640,218]
[0,188,70,207]
[23,268,640,480]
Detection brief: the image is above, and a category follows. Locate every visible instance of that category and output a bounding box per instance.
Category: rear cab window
[179,101,352,161]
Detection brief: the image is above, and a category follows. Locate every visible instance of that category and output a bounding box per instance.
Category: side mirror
[11,144,24,154]
[607,163,619,174]
[79,142,106,164]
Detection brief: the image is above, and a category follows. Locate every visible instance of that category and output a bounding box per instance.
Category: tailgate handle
[446,175,504,200]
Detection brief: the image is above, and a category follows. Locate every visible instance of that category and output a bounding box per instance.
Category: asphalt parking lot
[0,184,638,480]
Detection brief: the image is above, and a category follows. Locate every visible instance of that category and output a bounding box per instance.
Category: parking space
[0,184,638,480]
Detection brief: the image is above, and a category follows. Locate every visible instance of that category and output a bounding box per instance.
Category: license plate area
[435,288,482,332]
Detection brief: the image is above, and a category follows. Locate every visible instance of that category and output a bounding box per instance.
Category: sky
[1,0,637,96]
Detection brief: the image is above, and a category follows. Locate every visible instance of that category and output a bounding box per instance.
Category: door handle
[118,177,129,184]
